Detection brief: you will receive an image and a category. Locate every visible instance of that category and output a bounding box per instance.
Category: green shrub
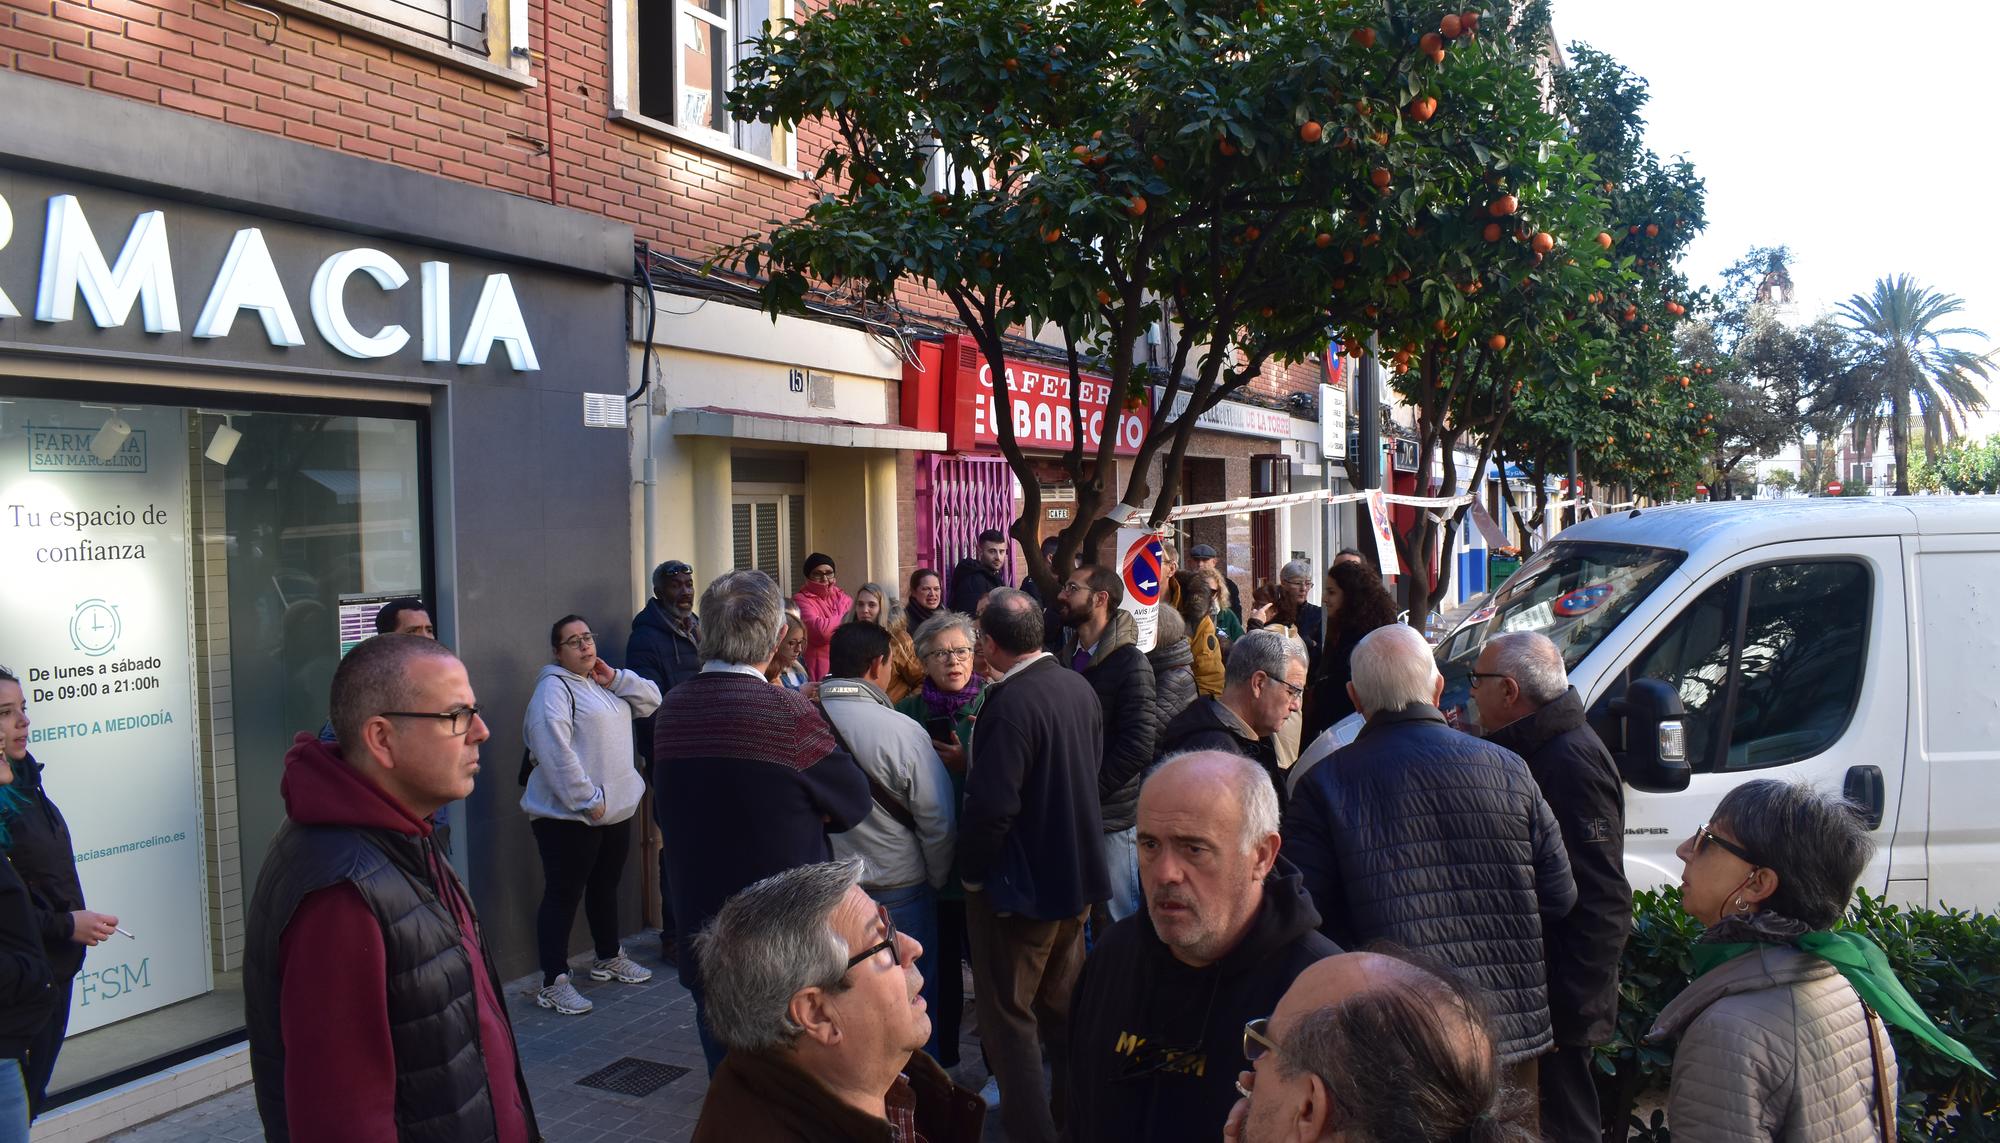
[1594,888,2000,1141]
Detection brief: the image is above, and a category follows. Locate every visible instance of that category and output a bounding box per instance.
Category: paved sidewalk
[108,934,998,1141]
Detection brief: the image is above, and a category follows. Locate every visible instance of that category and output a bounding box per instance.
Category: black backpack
[517,676,578,786]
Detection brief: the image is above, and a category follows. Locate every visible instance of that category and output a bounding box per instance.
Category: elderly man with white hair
[1283,623,1575,1113]
[1064,751,1339,1143]
[689,860,985,1142]
[1472,631,1630,1143]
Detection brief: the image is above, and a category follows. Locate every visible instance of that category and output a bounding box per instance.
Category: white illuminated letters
[0,194,16,319]
[421,261,451,363]
[193,228,304,346]
[36,195,181,333]
[458,273,538,371]
[310,248,410,360]
[0,190,540,370]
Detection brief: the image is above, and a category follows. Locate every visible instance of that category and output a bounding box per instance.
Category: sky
[1551,0,2000,431]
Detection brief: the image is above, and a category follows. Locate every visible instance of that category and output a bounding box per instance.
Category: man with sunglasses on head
[690,860,984,1143]
[245,635,537,1143]
[1471,631,1629,1143]
[1063,751,1336,1143]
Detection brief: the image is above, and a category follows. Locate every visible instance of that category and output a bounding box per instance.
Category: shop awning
[670,406,947,451]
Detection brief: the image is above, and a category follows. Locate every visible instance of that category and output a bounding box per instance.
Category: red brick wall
[1,0,1320,393]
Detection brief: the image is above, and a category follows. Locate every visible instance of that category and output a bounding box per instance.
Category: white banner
[1,402,209,1034]
[1115,526,1162,653]
[1365,489,1402,576]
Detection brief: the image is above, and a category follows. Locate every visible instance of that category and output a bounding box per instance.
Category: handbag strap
[815,695,919,834]
[1864,1001,1896,1141]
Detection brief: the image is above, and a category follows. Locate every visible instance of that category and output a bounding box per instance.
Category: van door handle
[1844,765,1885,831]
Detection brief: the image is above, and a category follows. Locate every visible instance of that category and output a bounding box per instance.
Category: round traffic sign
[1826,480,1843,495]
[1123,535,1163,605]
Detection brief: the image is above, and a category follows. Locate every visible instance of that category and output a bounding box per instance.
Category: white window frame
[258,0,531,86]
[609,0,800,178]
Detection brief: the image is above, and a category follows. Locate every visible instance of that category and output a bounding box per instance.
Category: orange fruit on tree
[1128,196,1148,216]
[1152,154,1167,170]
[1300,120,1323,143]
[1004,58,1019,71]
[1042,226,1062,243]
[1487,333,1507,351]
[1646,223,1660,237]
[1409,96,1437,121]
[1315,232,1333,248]
[1219,137,1238,156]
[1439,12,1462,37]
[1244,225,1261,241]
[1351,26,1376,48]
[1370,167,1392,188]
[1595,232,1612,248]
[1530,232,1555,254]
[1461,10,1480,31]
[1420,32,1443,56]
[1489,194,1518,216]
[1483,222,1501,242]
[1097,289,1113,305]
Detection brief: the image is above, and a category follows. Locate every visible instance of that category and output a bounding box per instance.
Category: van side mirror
[1609,678,1691,793]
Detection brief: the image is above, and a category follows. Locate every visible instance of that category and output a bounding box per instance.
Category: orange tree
[722,0,1627,592]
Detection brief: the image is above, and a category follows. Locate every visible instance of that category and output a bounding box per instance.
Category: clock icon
[71,599,121,657]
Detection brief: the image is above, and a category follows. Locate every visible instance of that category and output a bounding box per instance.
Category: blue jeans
[871,881,940,1058]
[0,1059,28,1143]
[1102,827,1142,923]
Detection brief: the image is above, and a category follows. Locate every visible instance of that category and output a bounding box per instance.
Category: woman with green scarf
[1649,779,1987,1141]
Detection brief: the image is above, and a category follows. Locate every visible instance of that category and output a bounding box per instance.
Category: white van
[1429,497,2000,911]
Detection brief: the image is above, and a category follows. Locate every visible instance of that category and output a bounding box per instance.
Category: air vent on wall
[807,371,836,410]
[583,393,628,428]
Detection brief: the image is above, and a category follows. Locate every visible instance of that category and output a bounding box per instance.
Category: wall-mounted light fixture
[204,415,243,465]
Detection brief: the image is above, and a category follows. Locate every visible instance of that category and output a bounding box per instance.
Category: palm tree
[1827,276,1992,494]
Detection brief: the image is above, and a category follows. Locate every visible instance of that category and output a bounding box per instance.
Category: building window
[732,494,806,596]
[0,392,426,1103]
[342,0,487,52]
[627,0,790,168]
[259,0,528,82]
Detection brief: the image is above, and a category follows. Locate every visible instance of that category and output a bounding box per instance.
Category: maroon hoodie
[274,734,530,1143]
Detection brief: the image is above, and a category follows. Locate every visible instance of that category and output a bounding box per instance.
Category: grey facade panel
[0,69,632,281]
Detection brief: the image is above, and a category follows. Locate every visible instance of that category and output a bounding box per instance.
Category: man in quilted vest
[244,634,537,1143]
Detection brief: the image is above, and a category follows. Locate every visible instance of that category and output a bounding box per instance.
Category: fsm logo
[78,958,151,1006]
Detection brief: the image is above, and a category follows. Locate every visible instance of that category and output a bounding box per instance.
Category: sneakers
[535,973,593,1015]
[589,951,654,984]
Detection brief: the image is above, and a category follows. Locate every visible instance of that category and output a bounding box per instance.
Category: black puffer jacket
[1156,698,1282,811]
[1145,610,1199,735]
[3,754,86,979]
[1484,688,1629,1047]
[1283,704,1576,1063]
[948,559,1006,616]
[624,601,701,765]
[1064,858,1340,1142]
[1060,611,1158,833]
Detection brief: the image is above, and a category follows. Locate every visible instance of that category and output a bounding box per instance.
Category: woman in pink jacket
[793,552,851,680]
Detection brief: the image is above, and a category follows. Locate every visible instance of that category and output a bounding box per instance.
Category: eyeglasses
[378,704,483,736]
[808,569,837,583]
[1263,673,1304,699]
[1466,671,1511,688]
[558,633,596,650]
[1243,1016,1281,1064]
[1281,578,1313,589]
[925,647,974,662]
[843,904,903,972]
[1060,582,1091,596]
[1693,823,1759,866]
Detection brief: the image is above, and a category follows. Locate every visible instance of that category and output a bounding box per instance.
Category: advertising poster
[1116,526,1162,653]
[0,401,209,1034]
[1365,488,1403,576]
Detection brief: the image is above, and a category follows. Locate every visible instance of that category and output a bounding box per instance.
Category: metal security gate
[916,454,1015,580]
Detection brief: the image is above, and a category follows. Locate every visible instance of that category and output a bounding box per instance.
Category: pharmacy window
[619,0,794,171]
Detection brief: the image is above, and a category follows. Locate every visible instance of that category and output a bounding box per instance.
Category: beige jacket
[1650,944,1897,1142]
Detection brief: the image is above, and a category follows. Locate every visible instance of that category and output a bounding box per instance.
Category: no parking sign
[1117,526,1162,652]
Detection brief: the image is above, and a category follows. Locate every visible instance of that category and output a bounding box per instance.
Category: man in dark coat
[690,861,984,1143]
[1065,751,1337,1142]
[1154,629,1305,810]
[948,529,1010,614]
[1056,564,1159,924]
[1474,631,1629,1142]
[625,558,702,961]
[961,588,1109,1143]
[654,570,873,1074]
[1284,624,1574,1090]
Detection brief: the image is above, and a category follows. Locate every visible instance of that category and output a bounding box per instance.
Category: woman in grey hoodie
[521,614,661,1015]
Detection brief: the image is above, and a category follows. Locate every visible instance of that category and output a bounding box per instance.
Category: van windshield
[1435,540,1685,730]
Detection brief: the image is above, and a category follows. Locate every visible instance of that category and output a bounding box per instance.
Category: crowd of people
[2,541,1983,1143]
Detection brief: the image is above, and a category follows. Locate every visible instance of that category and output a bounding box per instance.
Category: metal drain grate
[575,1057,690,1097]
